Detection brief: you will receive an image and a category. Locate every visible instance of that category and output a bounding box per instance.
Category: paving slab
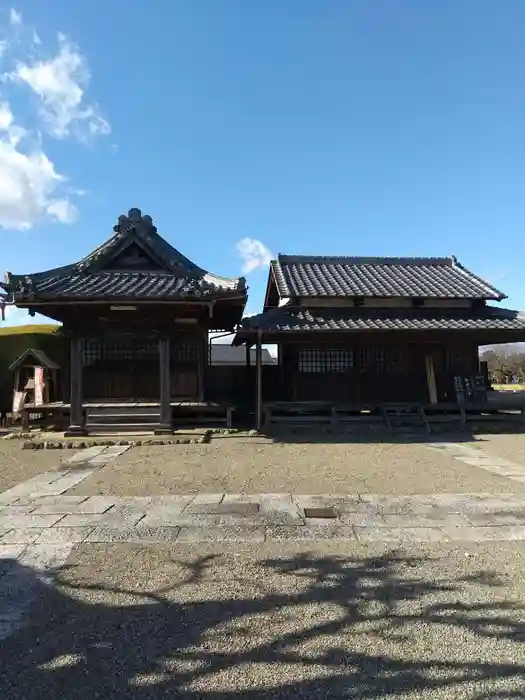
[222,493,261,504]
[188,502,261,515]
[266,524,357,541]
[0,529,42,545]
[25,470,96,498]
[96,506,146,529]
[444,525,525,542]
[293,494,350,508]
[88,445,130,465]
[35,527,94,544]
[0,544,26,560]
[152,495,195,510]
[139,511,265,528]
[381,512,471,528]
[0,514,65,529]
[17,542,74,573]
[425,494,494,511]
[18,495,89,507]
[0,505,37,515]
[176,525,265,542]
[355,526,447,544]
[53,513,107,528]
[187,493,224,508]
[360,495,427,514]
[85,526,181,543]
[0,472,68,505]
[259,494,303,523]
[32,495,116,515]
[461,498,525,514]
[463,511,525,527]
[339,511,387,527]
[66,446,107,464]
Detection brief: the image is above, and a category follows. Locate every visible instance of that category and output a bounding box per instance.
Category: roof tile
[3,208,246,302]
[272,255,505,300]
[237,306,525,334]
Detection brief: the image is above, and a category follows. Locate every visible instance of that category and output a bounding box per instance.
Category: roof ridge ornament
[112,208,157,237]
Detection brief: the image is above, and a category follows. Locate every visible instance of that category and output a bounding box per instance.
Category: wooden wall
[78,329,206,401]
[278,339,479,404]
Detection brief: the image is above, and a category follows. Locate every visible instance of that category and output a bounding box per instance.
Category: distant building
[209,344,275,366]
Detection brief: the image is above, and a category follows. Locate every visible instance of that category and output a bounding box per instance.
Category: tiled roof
[2,208,246,302]
[235,306,525,336]
[8,348,60,371]
[20,271,240,300]
[271,255,505,301]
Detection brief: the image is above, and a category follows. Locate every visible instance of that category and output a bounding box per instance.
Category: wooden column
[255,332,263,431]
[156,335,172,434]
[245,343,251,404]
[198,330,206,402]
[425,354,438,404]
[65,336,86,436]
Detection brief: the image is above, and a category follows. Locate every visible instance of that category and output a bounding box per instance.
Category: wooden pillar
[198,330,206,402]
[65,336,86,436]
[425,354,438,404]
[255,332,263,431]
[156,335,173,434]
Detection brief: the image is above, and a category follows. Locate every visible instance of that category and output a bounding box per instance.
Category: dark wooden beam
[255,332,263,431]
[65,336,86,436]
[156,335,172,434]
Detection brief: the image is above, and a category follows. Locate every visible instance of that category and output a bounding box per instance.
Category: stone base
[64,425,88,437]
[154,426,173,435]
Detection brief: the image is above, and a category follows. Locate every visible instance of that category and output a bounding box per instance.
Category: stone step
[86,414,160,423]
[85,422,159,433]
[86,406,160,416]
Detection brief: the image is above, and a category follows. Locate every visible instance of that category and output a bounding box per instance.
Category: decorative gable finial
[112,208,157,237]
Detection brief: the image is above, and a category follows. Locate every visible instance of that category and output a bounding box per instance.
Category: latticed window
[298,348,354,373]
[358,346,403,373]
[82,337,158,366]
[171,337,198,365]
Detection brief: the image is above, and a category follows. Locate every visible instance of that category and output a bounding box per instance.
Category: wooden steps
[382,405,431,433]
[86,405,161,434]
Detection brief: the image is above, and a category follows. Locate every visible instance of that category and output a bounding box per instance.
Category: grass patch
[492,384,525,391]
[0,324,60,336]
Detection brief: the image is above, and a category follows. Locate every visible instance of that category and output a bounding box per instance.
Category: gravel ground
[2,540,525,698]
[0,442,68,492]
[69,437,525,497]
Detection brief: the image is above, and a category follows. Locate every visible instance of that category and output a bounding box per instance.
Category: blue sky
[1,1,525,328]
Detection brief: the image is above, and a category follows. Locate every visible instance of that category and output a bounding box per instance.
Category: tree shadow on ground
[1,548,524,699]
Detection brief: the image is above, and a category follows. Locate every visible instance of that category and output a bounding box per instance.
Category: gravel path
[2,540,525,698]
[0,442,68,493]
[69,438,525,497]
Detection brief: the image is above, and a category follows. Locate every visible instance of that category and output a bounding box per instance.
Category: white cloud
[236,237,274,274]
[9,8,22,26]
[0,102,77,228]
[0,9,108,229]
[11,33,110,140]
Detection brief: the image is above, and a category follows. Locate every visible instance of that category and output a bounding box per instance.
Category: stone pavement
[2,440,525,550]
[3,438,525,640]
[424,440,525,484]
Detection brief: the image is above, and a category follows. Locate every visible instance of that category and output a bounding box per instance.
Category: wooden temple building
[3,209,525,433]
[233,255,525,429]
[1,208,247,434]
